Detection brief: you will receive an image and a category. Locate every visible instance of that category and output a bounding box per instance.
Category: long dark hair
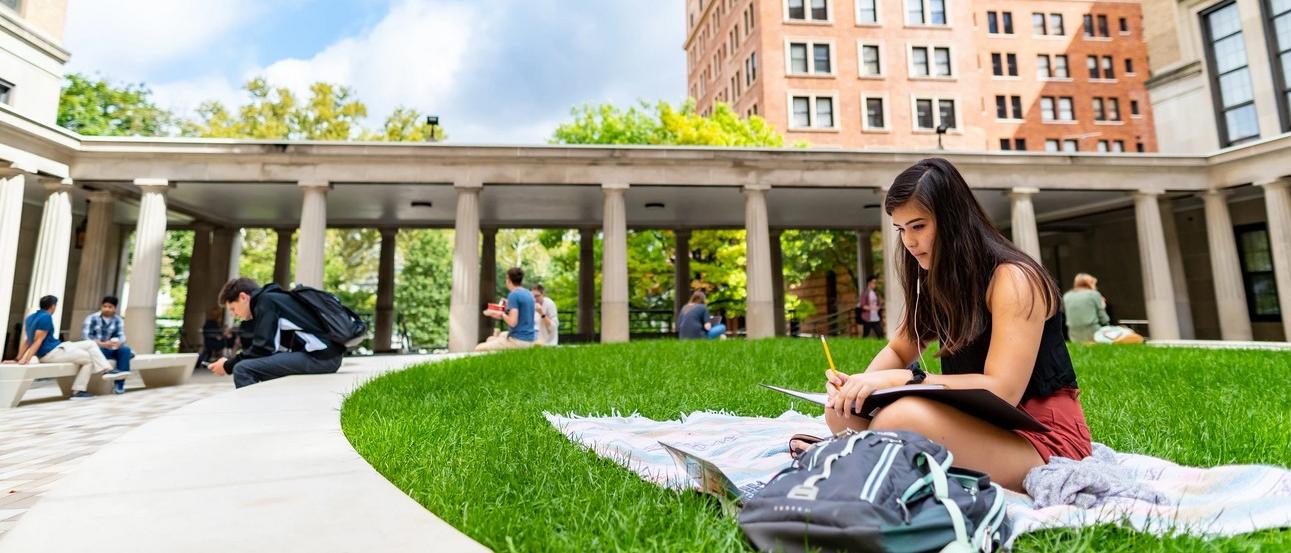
[885,158,1058,355]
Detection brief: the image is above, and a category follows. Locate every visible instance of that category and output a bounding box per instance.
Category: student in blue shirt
[476,267,537,351]
[5,295,119,400]
[81,295,134,394]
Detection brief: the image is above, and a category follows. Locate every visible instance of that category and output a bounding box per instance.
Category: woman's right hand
[825,370,849,402]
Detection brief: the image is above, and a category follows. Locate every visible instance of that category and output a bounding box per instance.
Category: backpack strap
[923,452,973,551]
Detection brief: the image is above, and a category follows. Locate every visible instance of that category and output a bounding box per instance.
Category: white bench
[0,353,199,408]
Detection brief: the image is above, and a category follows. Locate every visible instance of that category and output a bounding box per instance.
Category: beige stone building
[684,0,1158,153]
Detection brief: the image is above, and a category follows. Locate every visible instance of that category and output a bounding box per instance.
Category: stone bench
[0,352,199,408]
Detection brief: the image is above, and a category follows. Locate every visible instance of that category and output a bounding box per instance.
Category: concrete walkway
[0,355,488,552]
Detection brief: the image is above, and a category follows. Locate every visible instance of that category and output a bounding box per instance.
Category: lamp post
[426,115,440,143]
[935,123,948,150]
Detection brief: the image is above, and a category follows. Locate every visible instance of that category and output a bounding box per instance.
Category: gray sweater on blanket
[1023,443,1169,509]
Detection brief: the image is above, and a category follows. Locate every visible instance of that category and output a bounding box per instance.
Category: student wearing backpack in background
[824,158,1091,492]
[206,277,345,388]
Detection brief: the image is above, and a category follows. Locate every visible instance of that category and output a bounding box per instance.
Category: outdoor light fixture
[425,115,440,143]
[935,123,949,150]
[863,203,880,209]
[411,201,433,208]
[645,202,666,209]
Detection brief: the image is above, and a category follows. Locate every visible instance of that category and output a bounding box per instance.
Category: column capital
[133,177,169,190]
[601,182,629,191]
[1200,188,1230,199]
[454,178,483,190]
[379,227,398,238]
[1131,189,1164,199]
[0,163,36,178]
[769,228,783,238]
[42,178,74,193]
[275,226,294,235]
[298,179,331,190]
[1008,186,1040,198]
[1255,177,1291,190]
[192,221,215,232]
[674,228,692,238]
[86,190,114,203]
[481,226,499,237]
[743,183,771,193]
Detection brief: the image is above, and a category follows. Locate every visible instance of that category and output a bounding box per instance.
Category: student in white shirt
[531,284,559,346]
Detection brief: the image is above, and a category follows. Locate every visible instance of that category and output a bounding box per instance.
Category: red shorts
[1015,388,1092,462]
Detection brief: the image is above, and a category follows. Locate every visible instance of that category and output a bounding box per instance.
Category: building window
[1043,96,1074,121]
[790,94,837,129]
[1045,139,1060,152]
[1119,16,1129,34]
[1112,140,1124,151]
[1032,12,1046,35]
[1015,138,1027,150]
[1050,13,1065,35]
[0,0,18,10]
[1034,12,1064,35]
[0,78,11,105]
[864,96,886,129]
[1093,98,1106,121]
[1102,55,1115,79]
[1041,97,1055,120]
[1097,139,1109,152]
[745,52,758,85]
[1266,0,1291,132]
[911,46,952,77]
[987,11,1012,34]
[1108,97,1121,120]
[1235,223,1282,321]
[1084,14,1094,37]
[1059,96,1074,120]
[1000,138,1012,150]
[912,97,957,130]
[992,53,1018,76]
[916,99,935,128]
[1203,1,1260,146]
[1131,99,1140,115]
[860,44,882,76]
[1136,141,1145,152]
[1087,55,1099,79]
[1063,139,1079,152]
[1055,54,1070,77]
[1097,14,1109,36]
[857,0,878,24]
[995,95,1023,119]
[745,4,755,35]
[787,0,830,22]
[1037,54,1051,79]
[906,0,947,26]
[1125,58,1135,74]
[788,41,834,75]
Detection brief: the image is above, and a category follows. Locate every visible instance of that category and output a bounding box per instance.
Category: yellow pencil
[820,335,839,380]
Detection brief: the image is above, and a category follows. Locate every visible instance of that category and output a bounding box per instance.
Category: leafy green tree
[552,100,783,147]
[395,230,453,347]
[57,73,177,136]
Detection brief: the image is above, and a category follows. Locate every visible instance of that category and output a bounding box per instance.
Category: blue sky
[64,0,687,143]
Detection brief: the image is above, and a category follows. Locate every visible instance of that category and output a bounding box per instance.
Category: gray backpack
[738,430,1011,553]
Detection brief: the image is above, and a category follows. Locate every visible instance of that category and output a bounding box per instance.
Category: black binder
[761,383,1051,432]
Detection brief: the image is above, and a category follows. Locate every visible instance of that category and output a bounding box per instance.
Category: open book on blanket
[658,441,767,504]
[761,383,1051,433]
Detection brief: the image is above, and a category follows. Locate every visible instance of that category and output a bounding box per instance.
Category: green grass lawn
[340,339,1291,552]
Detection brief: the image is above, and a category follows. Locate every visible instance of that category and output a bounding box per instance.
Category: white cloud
[64,0,266,79]
[149,74,244,119]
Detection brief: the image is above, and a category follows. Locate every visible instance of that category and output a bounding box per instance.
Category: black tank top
[939,311,1078,403]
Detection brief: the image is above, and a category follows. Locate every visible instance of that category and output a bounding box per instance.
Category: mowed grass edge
[340,339,1291,552]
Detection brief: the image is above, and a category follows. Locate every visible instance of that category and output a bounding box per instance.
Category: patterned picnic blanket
[545,410,1291,546]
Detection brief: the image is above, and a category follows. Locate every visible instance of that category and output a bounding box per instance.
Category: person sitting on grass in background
[677,290,726,340]
[206,277,344,388]
[824,158,1090,492]
[1063,273,1110,344]
[532,284,559,346]
[5,295,120,400]
[476,267,536,351]
[81,295,133,394]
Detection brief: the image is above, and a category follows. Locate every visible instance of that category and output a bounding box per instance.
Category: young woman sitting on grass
[823,158,1091,492]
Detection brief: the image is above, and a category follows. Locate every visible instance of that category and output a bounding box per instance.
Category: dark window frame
[1234,222,1283,322]
[1201,1,1261,146]
[1262,0,1291,132]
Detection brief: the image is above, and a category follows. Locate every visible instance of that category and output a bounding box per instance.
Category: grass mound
[341,339,1291,551]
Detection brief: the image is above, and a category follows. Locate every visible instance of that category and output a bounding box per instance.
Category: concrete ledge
[0,355,488,553]
[1148,339,1291,351]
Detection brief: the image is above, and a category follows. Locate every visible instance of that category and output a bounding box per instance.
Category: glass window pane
[793,97,811,127]
[1112,140,1124,152]
[939,99,956,128]
[934,48,951,75]
[1207,3,1242,39]
[1007,53,1017,75]
[930,0,946,24]
[1224,104,1260,141]
[1000,138,1012,150]
[816,97,834,127]
[1093,98,1104,120]
[790,43,808,73]
[1045,139,1060,152]
[1088,56,1099,78]
[1032,13,1045,35]
[1059,97,1073,120]
[1252,274,1281,315]
[996,96,1007,118]
[859,0,877,23]
[1219,69,1255,107]
[1103,56,1114,78]
[1098,15,1108,36]
[1003,12,1013,33]
[1011,96,1022,118]
[1282,51,1291,88]
[1037,55,1050,78]
[866,98,884,127]
[813,44,831,73]
[1083,14,1094,37]
[1051,13,1064,35]
[988,12,999,34]
[1056,55,1069,77]
[862,45,880,74]
[907,0,923,24]
[1274,14,1291,53]
[1109,98,1120,120]
[789,0,805,19]
[1212,34,1248,74]
[1016,138,1026,150]
[916,99,934,128]
[1097,140,1108,152]
[811,0,828,20]
[1273,0,1291,15]
[913,47,929,75]
[1063,139,1078,152]
[1041,97,1055,119]
[992,53,1002,75]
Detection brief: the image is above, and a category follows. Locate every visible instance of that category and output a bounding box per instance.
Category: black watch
[905,363,927,385]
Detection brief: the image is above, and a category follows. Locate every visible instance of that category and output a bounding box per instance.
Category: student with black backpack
[207,277,357,388]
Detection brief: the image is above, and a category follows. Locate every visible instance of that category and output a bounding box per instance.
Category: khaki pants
[473,336,536,352]
[40,340,113,393]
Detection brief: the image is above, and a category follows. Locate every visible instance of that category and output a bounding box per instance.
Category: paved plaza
[0,370,228,535]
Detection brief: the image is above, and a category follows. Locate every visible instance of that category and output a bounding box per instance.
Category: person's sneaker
[113,380,126,394]
[69,391,94,401]
[101,370,129,381]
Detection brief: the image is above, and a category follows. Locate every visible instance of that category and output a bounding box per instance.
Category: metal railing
[792,309,854,337]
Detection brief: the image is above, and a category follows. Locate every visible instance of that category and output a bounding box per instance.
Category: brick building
[684,0,1158,153]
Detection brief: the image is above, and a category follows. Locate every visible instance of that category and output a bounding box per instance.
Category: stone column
[209,228,234,297]
[223,230,242,328]
[296,181,329,288]
[1257,177,1291,341]
[857,229,874,283]
[0,171,28,353]
[124,179,169,354]
[673,230,691,321]
[1009,187,1042,262]
[180,223,213,348]
[447,183,481,353]
[578,228,596,338]
[770,229,786,336]
[1132,191,1181,340]
[25,178,75,336]
[67,191,115,339]
[1201,189,1253,341]
[1159,199,1195,339]
[744,184,775,339]
[478,227,498,343]
[373,228,397,352]
[600,184,630,343]
[273,228,294,288]
[880,190,905,338]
